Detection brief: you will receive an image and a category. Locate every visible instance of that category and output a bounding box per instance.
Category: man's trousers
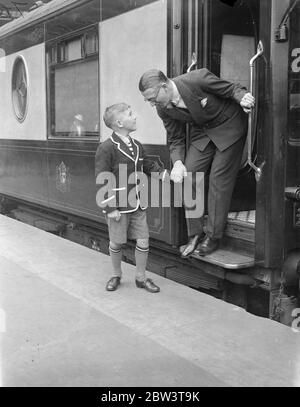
[184,136,246,239]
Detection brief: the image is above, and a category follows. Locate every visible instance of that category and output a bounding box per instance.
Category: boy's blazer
[95,133,164,214]
[156,68,248,163]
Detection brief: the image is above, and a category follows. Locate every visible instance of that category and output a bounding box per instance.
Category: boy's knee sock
[135,245,149,282]
[109,246,122,278]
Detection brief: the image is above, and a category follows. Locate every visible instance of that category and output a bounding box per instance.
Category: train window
[64,37,82,62]
[288,2,300,142]
[50,45,58,64]
[84,31,98,56]
[47,29,99,139]
[101,0,159,21]
[12,56,28,123]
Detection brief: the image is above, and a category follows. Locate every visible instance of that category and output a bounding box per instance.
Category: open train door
[179,0,262,270]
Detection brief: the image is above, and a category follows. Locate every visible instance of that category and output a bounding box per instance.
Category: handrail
[247,40,264,182]
[187,52,197,73]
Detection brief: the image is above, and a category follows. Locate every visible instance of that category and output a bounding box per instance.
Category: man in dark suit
[139,68,255,256]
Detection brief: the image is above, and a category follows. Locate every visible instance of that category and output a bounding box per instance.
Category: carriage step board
[190,248,254,270]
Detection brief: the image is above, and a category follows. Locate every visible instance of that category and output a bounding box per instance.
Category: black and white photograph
[0,0,299,394]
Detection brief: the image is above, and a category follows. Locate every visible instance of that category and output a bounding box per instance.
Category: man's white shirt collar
[170,81,187,109]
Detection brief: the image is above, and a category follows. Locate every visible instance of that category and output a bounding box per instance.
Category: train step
[191,247,255,270]
[182,210,256,269]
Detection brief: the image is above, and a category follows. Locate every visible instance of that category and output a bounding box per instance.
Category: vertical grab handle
[247,41,264,181]
[187,52,197,73]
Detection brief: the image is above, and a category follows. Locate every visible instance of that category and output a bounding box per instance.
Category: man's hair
[139,69,168,92]
[103,103,130,129]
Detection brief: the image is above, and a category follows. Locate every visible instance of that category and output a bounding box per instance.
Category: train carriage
[0,0,299,324]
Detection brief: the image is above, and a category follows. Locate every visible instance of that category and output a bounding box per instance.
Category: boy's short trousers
[106,208,149,244]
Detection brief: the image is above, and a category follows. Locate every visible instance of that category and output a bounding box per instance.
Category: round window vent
[12,57,28,122]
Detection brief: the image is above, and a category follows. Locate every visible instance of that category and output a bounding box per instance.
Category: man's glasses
[144,83,164,106]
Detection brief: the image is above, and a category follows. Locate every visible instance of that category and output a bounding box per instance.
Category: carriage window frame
[47,27,100,140]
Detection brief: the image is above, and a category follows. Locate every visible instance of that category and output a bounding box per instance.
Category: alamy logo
[96,164,204,219]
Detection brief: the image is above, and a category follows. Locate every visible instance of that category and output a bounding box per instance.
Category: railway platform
[0,214,299,387]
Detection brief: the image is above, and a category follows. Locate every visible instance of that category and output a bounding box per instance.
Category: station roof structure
[0,0,52,26]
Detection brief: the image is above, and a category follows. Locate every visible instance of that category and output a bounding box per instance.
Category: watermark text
[96,164,204,218]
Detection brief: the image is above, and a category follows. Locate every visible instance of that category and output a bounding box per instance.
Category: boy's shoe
[135,278,160,293]
[106,276,121,291]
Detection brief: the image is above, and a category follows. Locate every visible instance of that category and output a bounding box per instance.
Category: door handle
[247,41,264,182]
[187,52,197,72]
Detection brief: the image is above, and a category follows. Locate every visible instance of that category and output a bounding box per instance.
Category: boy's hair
[139,69,168,92]
[103,103,130,129]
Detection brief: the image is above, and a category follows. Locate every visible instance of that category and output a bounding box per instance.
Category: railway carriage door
[207,0,260,215]
[181,0,261,265]
[183,0,260,95]
[202,0,260,211]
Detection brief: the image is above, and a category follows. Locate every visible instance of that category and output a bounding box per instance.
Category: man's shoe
[106,276,121,291]
[135,278,160,293]
[197,235,219,256]
[181,234,203,258]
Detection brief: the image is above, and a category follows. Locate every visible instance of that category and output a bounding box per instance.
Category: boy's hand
[171,161,187,183]
[108,210,121,221]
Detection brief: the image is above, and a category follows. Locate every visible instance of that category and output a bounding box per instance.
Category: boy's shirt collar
[111,132,138,162]
[113,131,132,145]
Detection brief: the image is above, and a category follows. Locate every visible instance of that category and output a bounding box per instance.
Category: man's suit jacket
[156,68,248,163]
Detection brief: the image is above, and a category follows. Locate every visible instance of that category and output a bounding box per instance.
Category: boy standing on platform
[95,103,165,293]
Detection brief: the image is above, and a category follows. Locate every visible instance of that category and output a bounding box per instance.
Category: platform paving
[0,215,299,387]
